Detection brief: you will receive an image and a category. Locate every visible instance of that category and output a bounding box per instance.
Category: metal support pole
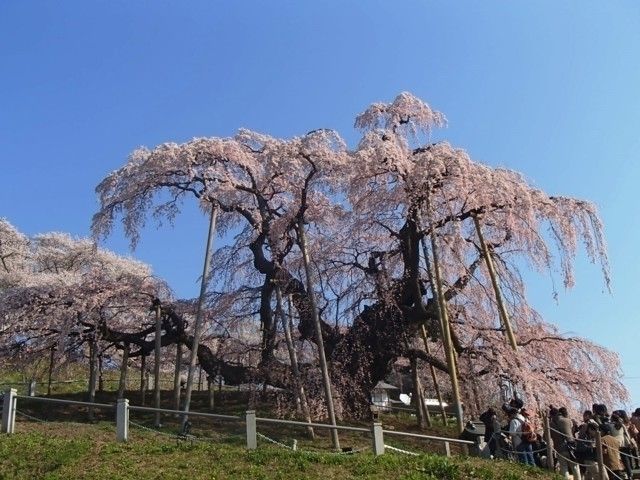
[372,422,385,456]
[246,410,257,450]
[116,398,129,442]
[1,389,17,434]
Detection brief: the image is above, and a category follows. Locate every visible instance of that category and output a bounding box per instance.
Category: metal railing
[15,395,114,409]
[1,387,475,458]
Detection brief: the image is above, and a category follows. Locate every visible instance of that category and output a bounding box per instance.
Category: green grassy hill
[0,422,562,480]
[0,371,563,480]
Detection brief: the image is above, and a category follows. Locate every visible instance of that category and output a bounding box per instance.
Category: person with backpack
[509,407,535,466]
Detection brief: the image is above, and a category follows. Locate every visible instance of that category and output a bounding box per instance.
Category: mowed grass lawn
[0,422,563,480]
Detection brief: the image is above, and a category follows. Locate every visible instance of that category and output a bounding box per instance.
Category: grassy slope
[0,372,562,479]
[0,422,563,480]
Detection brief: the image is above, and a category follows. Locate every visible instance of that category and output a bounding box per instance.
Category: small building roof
[373,381,399,391]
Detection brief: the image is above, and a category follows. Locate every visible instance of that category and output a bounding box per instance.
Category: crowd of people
[478,398,640,480]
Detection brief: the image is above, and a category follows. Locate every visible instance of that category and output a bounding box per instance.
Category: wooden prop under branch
[429,226,464,434]
[472,215,518,352]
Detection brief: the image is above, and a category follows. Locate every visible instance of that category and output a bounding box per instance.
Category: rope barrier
[551,447,593,468]
[129,420,179,439]
[257,432,294,450]
[618,448,640,462]
[495,439,547,455]
[384,444,420,456]
[548,425,593,444]
[604,465,626,480]
[16,409,48,423]
[256,432,369,455]
[129,420,232,444]
[15,409,91,427]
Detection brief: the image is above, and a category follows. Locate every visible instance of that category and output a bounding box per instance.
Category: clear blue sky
[1,1,639,406]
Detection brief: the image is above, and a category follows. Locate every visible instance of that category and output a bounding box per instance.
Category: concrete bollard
[1,389,17,434]
[116,398,129,442]
[246,410,257,450]
[372,422,385,456]
[27,380,36,397]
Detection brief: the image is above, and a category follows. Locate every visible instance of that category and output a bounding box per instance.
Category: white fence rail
[1,387,474,458]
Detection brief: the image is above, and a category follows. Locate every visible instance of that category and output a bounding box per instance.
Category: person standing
[609,412,634,479]
[517,408,537,467]
[601,424,625,480]
[551,407,582,480]
[508,407,533,466]
[583,421,604,480]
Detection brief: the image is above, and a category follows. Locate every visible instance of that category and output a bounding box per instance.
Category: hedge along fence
[0,388,474,457]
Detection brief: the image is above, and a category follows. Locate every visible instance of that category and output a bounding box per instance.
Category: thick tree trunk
[118,343,130,399]
[97,208,475,423]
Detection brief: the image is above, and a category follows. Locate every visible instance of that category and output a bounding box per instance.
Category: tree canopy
[0,93,624,419]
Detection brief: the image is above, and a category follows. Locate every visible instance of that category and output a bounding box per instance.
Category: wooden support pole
[418,229,450,426]
[419,324,448,425]
[543,414,554,470]
[276,288,314,439]
[47,345,56,396]
[595,429,606,480]
[118,343,129,399]
[411,356,430,428]
[153,303,162,427]
[208,376,214,410]
[429,228,464,433]
[182,204,218,426]
[88,334,98,421]
[173,343,182,411]
[140,352,146,406]
[297,220,340,451]
[473,215,518,352]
